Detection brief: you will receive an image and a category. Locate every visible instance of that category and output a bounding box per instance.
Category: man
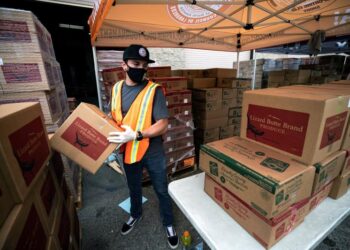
[107,44,179,249]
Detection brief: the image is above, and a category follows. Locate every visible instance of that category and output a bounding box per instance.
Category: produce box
[0,8,54,57]
[241,88,349,164]
[151,77,187,92]
[204,68,237,78]
[204,174,308,249]
[188,78,216,89]
[0,89,62,124]
[312,150,346,194]
[200,137,315,218]
[0,53,56,92]
[329,172,350,199]
[147,66,171,77]
[50,103,121,174]
[0,102,50,201]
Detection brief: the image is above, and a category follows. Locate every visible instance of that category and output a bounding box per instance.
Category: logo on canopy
[167,1,230,25]
[268,0,336,14]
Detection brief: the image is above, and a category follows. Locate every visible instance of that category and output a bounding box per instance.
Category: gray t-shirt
[120,80,169,155]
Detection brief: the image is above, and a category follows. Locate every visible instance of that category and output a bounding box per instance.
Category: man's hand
[108,125,137,144]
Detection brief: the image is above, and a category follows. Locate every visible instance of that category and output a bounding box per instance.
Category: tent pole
[92,46,103,110]
[252,49,257,90]
[236,50,240,78]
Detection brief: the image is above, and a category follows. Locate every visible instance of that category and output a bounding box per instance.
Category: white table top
[169,173,350,250]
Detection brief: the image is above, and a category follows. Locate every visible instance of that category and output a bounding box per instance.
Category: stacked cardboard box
[266,69,311,87]
[233,59,264,89]
[0,102,81,249]
[151,71,195,178]
[0,8,69,133]
[198,82,350,248]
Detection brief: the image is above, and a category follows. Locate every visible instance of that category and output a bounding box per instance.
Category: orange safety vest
[111,80,160,164]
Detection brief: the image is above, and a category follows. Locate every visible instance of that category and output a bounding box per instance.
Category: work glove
[108,125,137,144]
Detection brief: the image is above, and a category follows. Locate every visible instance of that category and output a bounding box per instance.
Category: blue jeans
[123,150,174,226]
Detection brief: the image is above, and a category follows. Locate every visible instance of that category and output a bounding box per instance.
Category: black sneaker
[121,216,142,235]
[166,225,179,249]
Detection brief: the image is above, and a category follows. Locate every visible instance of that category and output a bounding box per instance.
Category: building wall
[148,48,250,69]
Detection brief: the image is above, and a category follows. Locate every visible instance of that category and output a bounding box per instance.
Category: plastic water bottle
[181,230,192,250]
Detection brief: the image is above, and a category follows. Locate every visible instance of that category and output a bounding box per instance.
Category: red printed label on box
[0,20,31,42]
[16,205,47,250]
[319,112,347,149]
[9,117,50,186]
[214,187,223,202]
[2,63,42,83]
[247,104,309,156]
[61,117,109,160]
[40,172,56,215]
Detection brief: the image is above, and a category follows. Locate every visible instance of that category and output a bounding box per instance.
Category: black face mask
[126,66,147,83]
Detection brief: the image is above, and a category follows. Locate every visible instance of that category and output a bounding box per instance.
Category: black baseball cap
[123,44,155,64]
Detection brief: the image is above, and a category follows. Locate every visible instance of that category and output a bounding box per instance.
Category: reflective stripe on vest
[111,80,159,164]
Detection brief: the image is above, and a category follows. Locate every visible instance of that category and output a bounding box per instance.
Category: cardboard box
[218,78,252,88]
[164,136,194,154]
[330,80,350,85]
[164,126,193,142]
[204,68,237,78]
[241,89,349,165]
[165,90,191,106]
[0,89,62,125]
[192,88,222,102]
[285,70,311,84]
[166,146,195,166]
[172,69,205,79]
[147,66,171,77]
[204,174,308,249]
[0,8,53,56]
[193,100,224,119]
[35,168,60,233]
[168,103,192,117]
[194,128,220,144]
[49,151,65,186]
[233,124,241,136]
[50,103,120,174]
[188,78,216,89]
[0,53,56,93]
[228,107,242,118]
[340,150,350,176]
[51,201,71,250]
[222,99,236,115]
[0,196,50,249]
[0,102,51,201]
[267,71,285,86]
[200,137,315,218]
[151,77,188,92]
[195,116,228,130]
[329,172,350,199]
[219,125,235,139]
[101,67,125,83]
[312,151,346,194]
[222,88,237,100]
[0,169,17,228]
[47,236,61,250]
[168,114,194,130]
[307,181,333,214]
[228,117,241,126]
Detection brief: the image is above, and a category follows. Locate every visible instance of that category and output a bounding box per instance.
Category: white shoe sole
[120,216,143,236]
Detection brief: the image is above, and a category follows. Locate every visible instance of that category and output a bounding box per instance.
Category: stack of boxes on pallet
[148,67,196,179]
[96,50,124,113]
[172,68,251,159]
[0,102,81,250]
[199,80,350,248]
[0,8,70,133]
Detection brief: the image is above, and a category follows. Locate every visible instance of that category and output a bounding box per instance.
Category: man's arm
[141,118,168,138]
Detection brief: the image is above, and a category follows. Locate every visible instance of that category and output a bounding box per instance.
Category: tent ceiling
[89,0,350,52]
[256,35,350,55]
